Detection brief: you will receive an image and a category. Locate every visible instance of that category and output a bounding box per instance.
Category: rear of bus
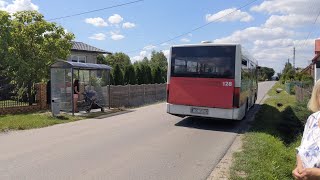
[166,44,244,120]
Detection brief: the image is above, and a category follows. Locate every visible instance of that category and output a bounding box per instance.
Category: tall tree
[258,67,275,81]
[105,52,131,70]
[135,66,143,85]
[124,65,136,85]
[112,64,124,85]
[150,51,168,82]
[280,62,295,83]
[144,65,153,84]
[150,51,167,70]
[152,66,162,84]
[97,54,108,64]
[1,11,74,104]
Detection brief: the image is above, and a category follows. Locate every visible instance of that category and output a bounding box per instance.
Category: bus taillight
[233,87,240,108]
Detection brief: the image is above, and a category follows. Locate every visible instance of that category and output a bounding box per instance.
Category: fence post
[155,83,157,101]
[143,84,145,104]
[128,84,130,107]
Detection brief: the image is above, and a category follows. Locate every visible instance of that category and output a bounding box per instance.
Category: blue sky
[1,0,320,73]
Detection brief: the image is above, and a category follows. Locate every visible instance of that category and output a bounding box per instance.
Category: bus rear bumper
[166,103,245,120]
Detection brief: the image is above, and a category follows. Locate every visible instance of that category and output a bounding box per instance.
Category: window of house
[71,55,87,63]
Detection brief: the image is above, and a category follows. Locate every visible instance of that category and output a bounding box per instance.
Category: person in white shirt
[293,80,320,179]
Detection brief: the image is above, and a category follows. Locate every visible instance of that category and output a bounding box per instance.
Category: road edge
[206,85,271,180]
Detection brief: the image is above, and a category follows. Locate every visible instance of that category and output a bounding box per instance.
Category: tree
[112,64,124,85]
[150,51,167,82]
[97,54,108,64]
[280,62,295,83]
[144,65,153,84]
[150,51,167,70]
[0,11,11,65]
[135,66,143,85]
[124,65,136,85]
[105,52,131,70]
[258,67,275,81]
[1,11,74,104]
[0,11,12,97]
[152,66,162,83]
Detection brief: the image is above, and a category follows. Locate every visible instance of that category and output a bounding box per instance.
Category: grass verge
[230,82,311,180]
[0,109,122,132]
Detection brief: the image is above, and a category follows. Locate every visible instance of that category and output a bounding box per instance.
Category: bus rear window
[171,46,236,78]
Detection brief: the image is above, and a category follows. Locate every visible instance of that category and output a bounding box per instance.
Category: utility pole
[293,46,296,72]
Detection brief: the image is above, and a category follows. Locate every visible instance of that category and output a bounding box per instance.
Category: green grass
[0,109,122,132]
[230,82,310,180]
[0,112,85,132]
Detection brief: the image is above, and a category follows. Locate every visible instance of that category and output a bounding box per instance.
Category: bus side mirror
[257,66,261,69]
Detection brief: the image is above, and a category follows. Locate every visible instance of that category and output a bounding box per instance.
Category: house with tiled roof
[67,41,112,64]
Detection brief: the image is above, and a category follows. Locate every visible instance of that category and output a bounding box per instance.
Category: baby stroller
[82,90,104,113]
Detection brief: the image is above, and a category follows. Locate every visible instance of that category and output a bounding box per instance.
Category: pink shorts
[73,94,78,99]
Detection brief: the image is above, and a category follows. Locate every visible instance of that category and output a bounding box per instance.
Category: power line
[47,0,144,21]
[296,5,320,50]
[125,0,261,54]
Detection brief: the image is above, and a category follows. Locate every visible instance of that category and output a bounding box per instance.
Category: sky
[1,0,320,74]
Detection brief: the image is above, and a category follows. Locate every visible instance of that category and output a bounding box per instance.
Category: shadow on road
[174,104,262,133]
[175,117,240,133]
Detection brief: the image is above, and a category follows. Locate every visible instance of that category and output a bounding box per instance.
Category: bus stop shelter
[50,61,112,115]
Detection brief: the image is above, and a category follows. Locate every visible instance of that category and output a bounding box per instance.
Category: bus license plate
[191,108,208,115]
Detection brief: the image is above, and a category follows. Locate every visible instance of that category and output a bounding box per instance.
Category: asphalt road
[0,81,276,180]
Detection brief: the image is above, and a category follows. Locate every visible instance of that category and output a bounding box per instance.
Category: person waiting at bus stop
[293,79,320,179]
[73,79,79,112]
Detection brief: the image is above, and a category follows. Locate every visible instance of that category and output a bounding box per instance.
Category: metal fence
[0,82,37,108]
[295,83,313,103]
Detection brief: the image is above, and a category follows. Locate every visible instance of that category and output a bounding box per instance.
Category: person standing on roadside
[73,79,79,112]
[293,80,320,179]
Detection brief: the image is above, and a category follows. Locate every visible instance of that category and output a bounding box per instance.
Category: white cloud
[214,27,295,44]
[253,39,294,49]
[89,33,106,41]
[131,50,148,62]
[180,38,190,43]
[85,17,108,27]
[122,22,136,29]
[108,14,123,24]
[0,1,8,8]
[252,0,320,28]
[110,31,125,40]
[0,0,38,13]
[206,8,253,23]
[250,0,319,15]
[161,43,170,46]
[143,45,156,50]
[264,14,313,28]
[162,50,170,59]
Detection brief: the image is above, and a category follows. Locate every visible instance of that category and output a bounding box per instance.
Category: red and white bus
[166,43,258,120]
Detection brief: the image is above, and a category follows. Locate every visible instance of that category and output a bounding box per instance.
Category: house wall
[67,51,99,64]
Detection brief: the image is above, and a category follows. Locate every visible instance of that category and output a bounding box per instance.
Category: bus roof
[171,43,258,65]
[171,43,240,48]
